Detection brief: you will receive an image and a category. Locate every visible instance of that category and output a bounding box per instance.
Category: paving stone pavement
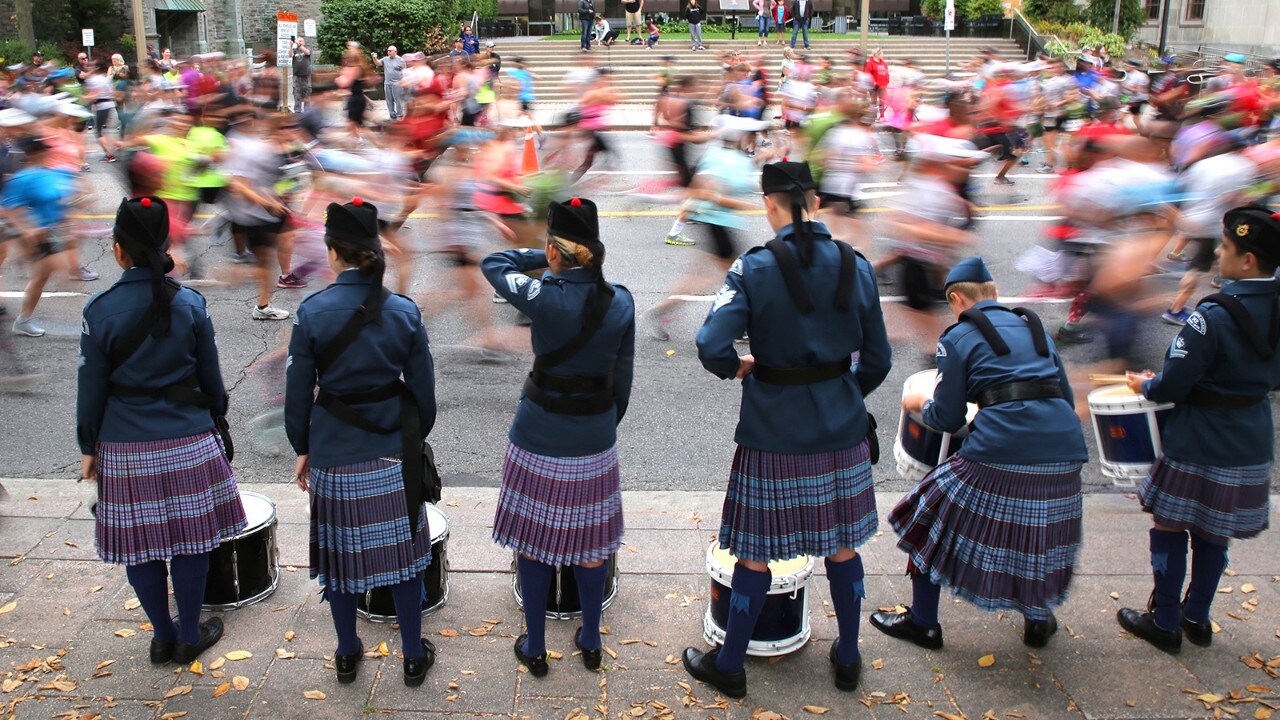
[0,480,1277,720]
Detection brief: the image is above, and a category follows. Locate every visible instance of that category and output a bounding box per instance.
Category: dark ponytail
[325,234,387,323]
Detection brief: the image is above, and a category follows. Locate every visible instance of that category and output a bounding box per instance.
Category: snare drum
[894,370,979,483]
[357,504,451,622]
[703,543,813,657]
[1087,385,1174,487]
[511,552,620,621]
[203,492,280,611]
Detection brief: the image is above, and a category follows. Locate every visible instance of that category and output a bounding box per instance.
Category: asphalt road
[0,132,1257,494]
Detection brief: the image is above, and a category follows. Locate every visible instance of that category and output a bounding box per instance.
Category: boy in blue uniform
[683,161,891,697]
[873,257,1087,650]
[1118,207,1280,653]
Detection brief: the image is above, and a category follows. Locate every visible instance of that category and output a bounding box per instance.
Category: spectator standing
[624,0,644,43]
[292,37,313,112]
[449,40,469,58]
[579,0,596,51]
[157,48,176,74]
[754,0,769,46]
[866,48,889,117]
[789,0,813,49]
[772,0,787,45]
[687,0,706,51]
[460,25,481,55]
[372,46,408,121]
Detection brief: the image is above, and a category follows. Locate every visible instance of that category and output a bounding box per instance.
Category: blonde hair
[945,281,998,302]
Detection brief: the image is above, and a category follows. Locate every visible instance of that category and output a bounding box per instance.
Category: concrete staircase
[491,36,1024,105]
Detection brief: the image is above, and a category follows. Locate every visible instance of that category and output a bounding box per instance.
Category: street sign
[303,18,316,36]
[277,11,297,66]
[81,28,95,47]
[944,0,956,31]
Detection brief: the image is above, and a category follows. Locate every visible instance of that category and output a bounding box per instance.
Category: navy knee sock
[825,555,865,666]
[517,556,554,657]
[910,573,942,628]
[169,553,210,645]
[125,560,177,644]
[390,573,425,660]
[325,589,362,656]
[1184,533,1229,624]
[573,563,609,651]
[715,564,771,675]
[1149,528,1189,631]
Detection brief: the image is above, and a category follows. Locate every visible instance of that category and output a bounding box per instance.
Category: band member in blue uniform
[78,196,245,665]
[684,160,892,697]
[872,257,1087,649]
[482,197,635,677]
[1118,207,1280,653]
[285,197,438,686]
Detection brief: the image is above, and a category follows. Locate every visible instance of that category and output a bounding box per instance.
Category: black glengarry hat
[115,196,177,334]
[548,197,602,250]
[326,196,387,322]
[1224,206,1280,267]
[761,160,819,265]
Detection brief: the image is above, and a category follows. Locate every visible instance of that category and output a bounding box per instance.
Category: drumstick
[1087,373,1131,384]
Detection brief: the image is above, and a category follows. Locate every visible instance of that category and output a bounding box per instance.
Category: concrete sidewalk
[0,480,1276,720]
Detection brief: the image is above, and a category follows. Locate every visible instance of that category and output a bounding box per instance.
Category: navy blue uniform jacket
[285,270,436,469]
[1141,278,1280,467]
[696,223,892,453]
[924,299,1087,464]
[482,249,636,458]
[77,268,227,454]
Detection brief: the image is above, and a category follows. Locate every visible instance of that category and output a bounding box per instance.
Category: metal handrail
[1011,9,1077,60]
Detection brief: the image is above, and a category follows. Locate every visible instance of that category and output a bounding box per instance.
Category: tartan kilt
[492,442,624,567]
[96,431,247,567]
[309,455,432,595]
[718,441,877,564]
[1139,457,1271,543]
[889,456,1083,621]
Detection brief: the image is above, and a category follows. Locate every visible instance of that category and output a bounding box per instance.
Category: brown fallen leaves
[163,684,192,699]
[224,650,253,661]
[302,690,326,700]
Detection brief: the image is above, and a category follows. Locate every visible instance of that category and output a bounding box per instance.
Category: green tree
[1022,0,1083,23]
[32,0,126,47]
[1086,0,1144,39]
[318,0,497,63]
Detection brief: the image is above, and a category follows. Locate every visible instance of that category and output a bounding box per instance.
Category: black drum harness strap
[523,290,617,416]
[1183,291,1279,410]
[106,278,234,460]
[958,305,1066,409]
[312,287,435,538]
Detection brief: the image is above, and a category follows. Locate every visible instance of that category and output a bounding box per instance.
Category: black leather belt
[523,372,616,416]
[975,380,1065,409]
[1186,386,1267,410]
[752,357,852,386]
[109,373,215,410]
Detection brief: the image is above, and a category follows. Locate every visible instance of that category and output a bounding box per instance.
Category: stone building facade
[1135,0,1279,56]
[105,0,324,59]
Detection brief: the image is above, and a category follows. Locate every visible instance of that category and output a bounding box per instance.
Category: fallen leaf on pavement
[212,682,230,698]
[163,684,192,699]
[284,631,296,641]
[275,648,296,659]
[232,676,250,691]
[161,713,187,720]
[1109,592,1120,600]
[224,651,252,661]
[113,629,136,638]
[303,690,326,700]
[804,706,830,714]
[1244,584,1258,594]
[439,629,459,637]
[978,654,996,668]
[547,650,564,660]
[0,601,17,615]
[208,657,225,670]
[123,598,141,610]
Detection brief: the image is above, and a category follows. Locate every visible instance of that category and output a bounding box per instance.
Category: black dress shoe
[574,627,602,671]
[681,647,746,699]
[869,609,944,650]
[335,643,363,684]
[828,641,861,692]
[1181,617,1213,647]
[149,640,174,665]
[1023,614,1058,649]
[1116,608,1182,653]
[404,637,435,687]
[172,617,224,664]
[513,634,548,677]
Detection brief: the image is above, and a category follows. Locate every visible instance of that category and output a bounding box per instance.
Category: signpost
[277,11,297,111]
[303,18,316,37]
[82,28,95,61]
[717,0,750,40]
[944,0,955,73]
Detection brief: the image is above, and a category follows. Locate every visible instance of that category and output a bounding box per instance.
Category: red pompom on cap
[570,197,582,207]
[782,156,789,162]
[141,197,152,208]
[352,196,364,207]
[1273,212,1280,221]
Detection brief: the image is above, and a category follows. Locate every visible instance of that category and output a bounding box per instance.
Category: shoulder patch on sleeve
[1169,334,1187,359]
[81,317,90,335]
[728,257,744,276]
[711,284,737,313]
[935,341,947,358]
[526,278,542,300]
[505,273,530,294]
[1187,311,1207,335]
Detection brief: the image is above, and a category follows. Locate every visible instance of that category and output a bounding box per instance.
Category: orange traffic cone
[521,130,539,175]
